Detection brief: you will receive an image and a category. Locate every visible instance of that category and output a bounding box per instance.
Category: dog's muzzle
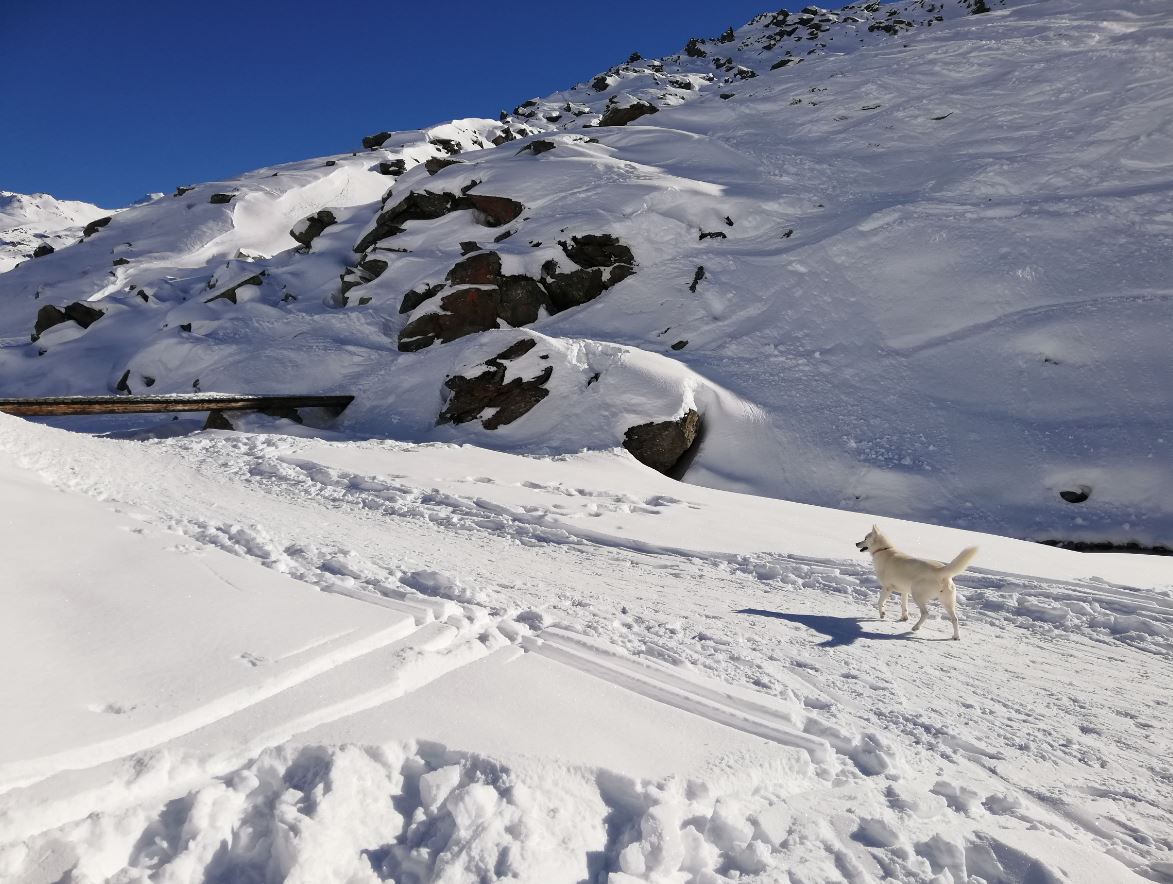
[855,541,868,552]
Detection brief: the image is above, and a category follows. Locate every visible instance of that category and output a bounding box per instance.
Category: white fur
[855,525,978,640]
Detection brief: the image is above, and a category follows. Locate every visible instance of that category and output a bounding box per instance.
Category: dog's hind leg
[878,586,893,619]
[910,597,930,633]
[942,582,960,640]
[899,591,910,622]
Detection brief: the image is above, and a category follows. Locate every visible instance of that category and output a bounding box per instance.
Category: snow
[1,411,1171,882]
[3,0,1173,881]
[0,191,112,273]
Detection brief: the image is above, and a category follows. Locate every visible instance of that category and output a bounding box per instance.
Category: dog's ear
[872,523,879,533]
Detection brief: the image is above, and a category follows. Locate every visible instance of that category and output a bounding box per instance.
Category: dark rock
[447,251,502,286]
[718,26,735,43]
[377,159,407,176]
[465,194,524,227]
[542,267,607,311]
[32,305,68,339]
[724,216,734,226]
[591,74,611,92]
[112,257,130,266]
[699,231,726,240]
[32,244,55,258]
[599,100,659,128]
[83,216,112,237]
[460,241,480,255]
[204,409,235,431]
[517,139,556,156]
[180,323,192,332]
[63,302,104,328]
[400,287,504,350]
[628,51,642,63]
[719,93,735,100]
[362,131,393,149]
[492,127,518,146]
[324,160,336,167]
[623,410,701,474]
[781,228,794,238]
[430,138,462,155]
[290,209,337,247]
[206,274,263,304]
[438,340,550,429]
[400,283,445,314]
[493,230,514,243]
[209,193,234,204]
[669,78,695,91]
[497,276,547,327]
[136,289,149,302]
[173,185,195,197]
[355,190,524,253]
[560,234,635,269]
[684,38,707,58]
[425,157,462,175]
[771,57,796,70]
[671,340,688,350]
[460,179,481,195]
[689,266,706,292]
[1059,486,1092,504]
[116,370,132,394]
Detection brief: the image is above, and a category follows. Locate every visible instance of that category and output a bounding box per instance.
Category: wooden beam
[0,395,355,417]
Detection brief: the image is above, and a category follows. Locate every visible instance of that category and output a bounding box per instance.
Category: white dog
[855,525,978,640]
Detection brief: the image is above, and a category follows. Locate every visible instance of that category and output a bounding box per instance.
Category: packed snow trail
[1,415,1171,882]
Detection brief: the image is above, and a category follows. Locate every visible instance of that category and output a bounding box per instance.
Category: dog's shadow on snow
[736,609,913,648]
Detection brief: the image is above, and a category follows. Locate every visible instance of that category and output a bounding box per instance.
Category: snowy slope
[1,413,1171,882]
[0,191,112,273]
[0,0,1169,551]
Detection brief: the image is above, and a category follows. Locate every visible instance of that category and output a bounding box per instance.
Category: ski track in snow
[2,423,1171,882]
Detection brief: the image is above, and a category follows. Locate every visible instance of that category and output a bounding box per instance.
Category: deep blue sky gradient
[1,1,777,207]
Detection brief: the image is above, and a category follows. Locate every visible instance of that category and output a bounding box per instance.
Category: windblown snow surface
[3,0,1173,882]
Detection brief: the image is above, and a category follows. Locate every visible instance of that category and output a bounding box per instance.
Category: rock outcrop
[355,191,524,254]
[32,301,105,341]
[438,339,551,430]
[290,209,337,247]
[398,235,635,352]
[599,99,659,127]
[623,410,701,474]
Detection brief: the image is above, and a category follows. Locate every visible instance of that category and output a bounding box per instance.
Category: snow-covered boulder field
[1,0,1170,548]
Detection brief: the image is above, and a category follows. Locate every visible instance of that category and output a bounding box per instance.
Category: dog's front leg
[878,586,892,618]
[899,592,909,622]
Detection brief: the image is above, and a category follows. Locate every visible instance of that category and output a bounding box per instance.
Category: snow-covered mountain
[1,0,1169,552]
[0,191,112,273]
[3,3,1173,883]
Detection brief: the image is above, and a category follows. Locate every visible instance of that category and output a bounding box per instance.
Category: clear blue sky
[1,1,777,208]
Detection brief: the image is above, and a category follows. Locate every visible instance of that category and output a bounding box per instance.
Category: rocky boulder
[32,301,106,341]
[438,339,551,430]
[289,209,337,247]
[623,410,702,474]
[599,100,659,127]
[362,131,393,149]
[32,243,55,258]
[355,191,524,253]
[82,216,112,238]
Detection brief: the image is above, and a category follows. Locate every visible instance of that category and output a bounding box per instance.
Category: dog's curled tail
[939,546,979,577]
